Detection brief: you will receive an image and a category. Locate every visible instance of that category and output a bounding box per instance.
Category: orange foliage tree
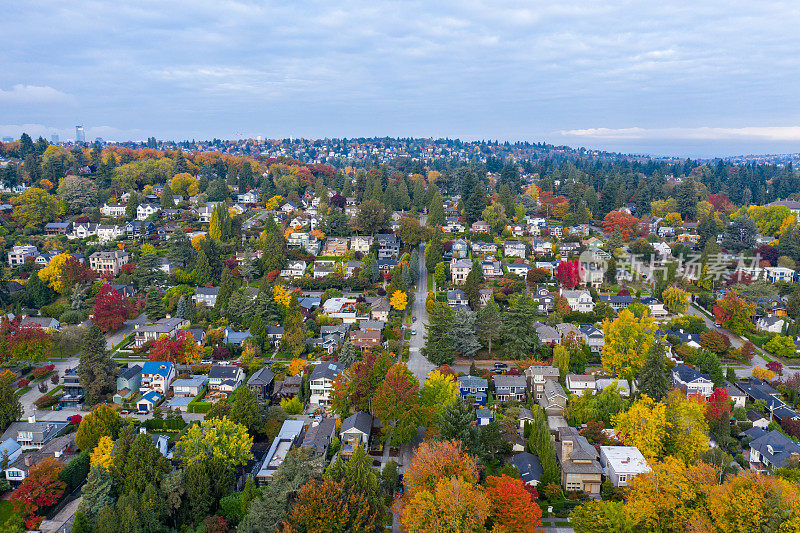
[485,475,543,533]
[402,476,489,533]
[10,457,66,517]
[282,477,377,533]
[602,211,640,240]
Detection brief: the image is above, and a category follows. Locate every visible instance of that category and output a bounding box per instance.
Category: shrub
[32,365,55,379]
[50,373,59,384]
[34,394,58,409]
[17,379,30,388]
[280,396,304,415]
[59,310,85,325]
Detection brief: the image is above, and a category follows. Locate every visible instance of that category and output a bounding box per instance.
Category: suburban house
[510,452,543,487]
[596,378,631,397]
[566,374,596,396]
[369,297,390,321]
[450,259,472,283]
[749,430,800,472]
[133,317,190,347]
[301,418,336,457]
[20,316,59,331]
[4,434,76,485]
[725,381,747,408]
[192,287,219,307]
[539,380,568,416]
[255,420,306,485]
[136,204,160,220]
[471,241,497,255]
[351,235,373,254]
[640,297,668,318]
[351,329,382,349]
[452,239,469,258]
[247,366,276,403]
[471,220,490,233]
[556,426,602,494]
[100,203,127,217]
[764,266,796,283]
[115,364,142,402]
[7,245,39,266]
[599,446,651,487]
[340,411,373,457]
[44,221,73,235]
[208,365,245,397]
[672,364,714,397]
[140,361,176,393]
[493,374,527,402]
[596,294,633,312]
[579,325,604,353]
[756,315,786,333]
[507,262,531,277]
[280,260,307,278]
[525,365,560,400]
[137,391,162,412]
[1,417,67,451]
[531,287,555,312]
[531,239,553,254]
[559,289,593,313]
[481,260,503,278]
[59,369,84,408]
[504,241,527,259]
[171,375,208,397]
[447,289,469,308]
[309,362,346,405]
[322,237,349,256]
[89,250,130,276]
[476,408,493,426]
[457,375,488,406]
[377,233,401,259]
[237,191,258,204]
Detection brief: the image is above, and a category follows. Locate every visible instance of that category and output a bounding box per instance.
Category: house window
[617,475,627,484]
[566,482,581,491]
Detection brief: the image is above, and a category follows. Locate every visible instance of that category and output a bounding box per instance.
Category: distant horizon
[5,128,800,161]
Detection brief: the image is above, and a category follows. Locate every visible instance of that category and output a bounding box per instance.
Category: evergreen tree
[527,407,560,486]
[144,286,165,320]
[281,294,306,357]
[79,466,115,523]
[339,340,360,367]
[173,149,189,174]
[676,175,698,220]
[422,303,455,366]
[215,266,240,311]
[368,253,380,283]
[425,234,444,272]
[500,292,541,358]
[465,188,486,225]
[168,230,195,267]
[133,252,164,289]
[175,295,189,320]
[230,386,263,435]
[259,217,287,273]
[193,248,211,286]
[463,265,481,308]
[25,271,56,308]
[437,397,478,451]
[160,182,175,208]
[452,309,481,361]
[409,248,420,282]
[77,325,116,406]
[604,257,617,284]
[477,299,501,356]
[498,183,514,216]
[427,192,445,226]
[637,342,670,401]
[254,278,280,323]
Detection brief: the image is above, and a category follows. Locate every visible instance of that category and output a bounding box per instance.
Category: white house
[309,362,346,405]
[280,260,307,278]
[756,315,786,333]
[100,203,127,217]
[566,374,596,396]
[140,361,176,393]
[507,262,531,277]
[7,245,39,266]
[560,289,593,313]
[504,241,527,259]
[764,267,795,283]
[672,364,714,397]
[237,191,259,204]
[351,236,373,254]
[450,259,472,283]
[599,446,651,487]
[137,204,160,220]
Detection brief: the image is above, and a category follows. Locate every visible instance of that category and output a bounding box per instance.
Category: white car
[411,329,417,335]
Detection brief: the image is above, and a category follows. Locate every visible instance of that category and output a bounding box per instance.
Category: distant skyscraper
[75,125,85,144]
[51,134,59,143]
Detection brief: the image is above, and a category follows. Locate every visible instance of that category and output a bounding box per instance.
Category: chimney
[562,439,574,462]
[27,415,36,424]
[24,455,32,466]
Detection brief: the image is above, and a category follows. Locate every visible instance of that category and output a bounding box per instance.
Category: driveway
[105,313,150,349]
[407,242,435,384]
[18,357,78,419]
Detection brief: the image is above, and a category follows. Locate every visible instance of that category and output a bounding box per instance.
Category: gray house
[340,411,373,457]
[247,366,276,403]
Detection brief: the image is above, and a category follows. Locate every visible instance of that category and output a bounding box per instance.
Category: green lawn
[0,501,14,525]
[426,273,433,291]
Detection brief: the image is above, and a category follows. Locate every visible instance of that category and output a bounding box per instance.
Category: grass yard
[426,273,433,291]
[0,501,14,525]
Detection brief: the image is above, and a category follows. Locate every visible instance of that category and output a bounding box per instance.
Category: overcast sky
[2,0,800,157]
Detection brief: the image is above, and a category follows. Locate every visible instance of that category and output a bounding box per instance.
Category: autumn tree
[10,457,66,517]
[76,405,120,451]
[89,436,114,469]
[93,284,128,332]
[281,294,306,357]
[373,363,432,445]
[170,172,199,197]
[663,390,709,463]
[613,394,667,458]
[175,416,254,469]
[601,211,639,240]
[420,370,458,420]
[330,351,393,416]
[555,259,582,289]
[390,289,408,311]
[485,475,543,533]
[662,286,689,314]
[601,309,657,380]
[12,187,64,228]
[400,476,489,533]
[713,291,756,335]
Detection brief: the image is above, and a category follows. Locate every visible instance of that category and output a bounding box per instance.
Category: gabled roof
[672,364,710,384]
[247,366,275,386]
[458,375,488,388]
[208,365,242,380]
[309,361,345,381]
[750,430,800,468]
[118,364,142,380]
[341,411,373,435]
[141,361,174,377]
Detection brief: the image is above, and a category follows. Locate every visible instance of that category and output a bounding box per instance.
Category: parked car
[492,368,505,375]
[120,409,130,415]
[136,410,148,415]
[412,316,417,322]
[411,329,417,335]
[494,362,508,369]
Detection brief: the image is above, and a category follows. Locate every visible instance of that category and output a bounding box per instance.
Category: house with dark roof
[340,411,373,457]
[247,366,276,403]
[301,418,336,457]
[672,364,713,397]
[457,375,488,406]
[494,374,526,402]
[749,430,800,472]
[309,362,345,405]
[208,365,244,397]
[556,427,602,494]
[596,294,633,312]
[1,417,68,451]
[510,452,543,486]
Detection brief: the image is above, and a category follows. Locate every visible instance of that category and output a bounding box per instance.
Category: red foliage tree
[767,360,784,376]
[62,255,96,289]
[754,245,779,267]
[120,262,136,275]
[149,330,200,364]
[602,211,640,240]
[699,330,731,354]
[708,194,736,213]
[485,475,543,533]
[555,259,582,289]
[93,284,128,332]
[10,457,66,517]
[705,387,732,423]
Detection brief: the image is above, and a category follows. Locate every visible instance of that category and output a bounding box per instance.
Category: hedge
[59,451,90,492]
[188,401,213,413]
[144,418,188,431]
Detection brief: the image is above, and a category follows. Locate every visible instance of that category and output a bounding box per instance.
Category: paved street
[407,242,434,383]
[105,313,150,349]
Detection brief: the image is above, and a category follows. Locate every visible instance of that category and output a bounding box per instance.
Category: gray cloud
[2,1,800,155]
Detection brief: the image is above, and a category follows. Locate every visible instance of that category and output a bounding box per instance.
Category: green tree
[452,309,480,361]
[76,406,119,451]
[193,248,212,286]
[168,229,195,267]
[112,428,171,494]
[229,386,263,436]
[477,299,501,356]
[422,303,455,366]
[527,407,560,486]
[437,397,478,451]
[160,182,175,208]
[0,371,22,431]
[77,325,117,406]
[427,192,445,227]
[281,294,306,357]
[637,343,671,402]
[78,466,114,524]
[355,199,389,236]
[144,286,165,320]
[259,217,287,273]
[501,292,540,358]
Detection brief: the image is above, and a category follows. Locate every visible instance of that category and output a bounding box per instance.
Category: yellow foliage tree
[752,366,776,381]
[420,371,458,419]
[170,172,199,197]
[650,198,677,218]
[37,253,70,294]
[209,208,222,241]
[12,187,65,229]
[663,390,708,463]
[287,358,307,376]
[273,285,291,307]
[265,195,284,210]
[601,309,658,381]
[613,394,667,458]
[662,286,689,314]
[89,435,114,469]
[175,416,253,468]
[663,212,683,228]
[390,290,408,311]
[190,234,206,250]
